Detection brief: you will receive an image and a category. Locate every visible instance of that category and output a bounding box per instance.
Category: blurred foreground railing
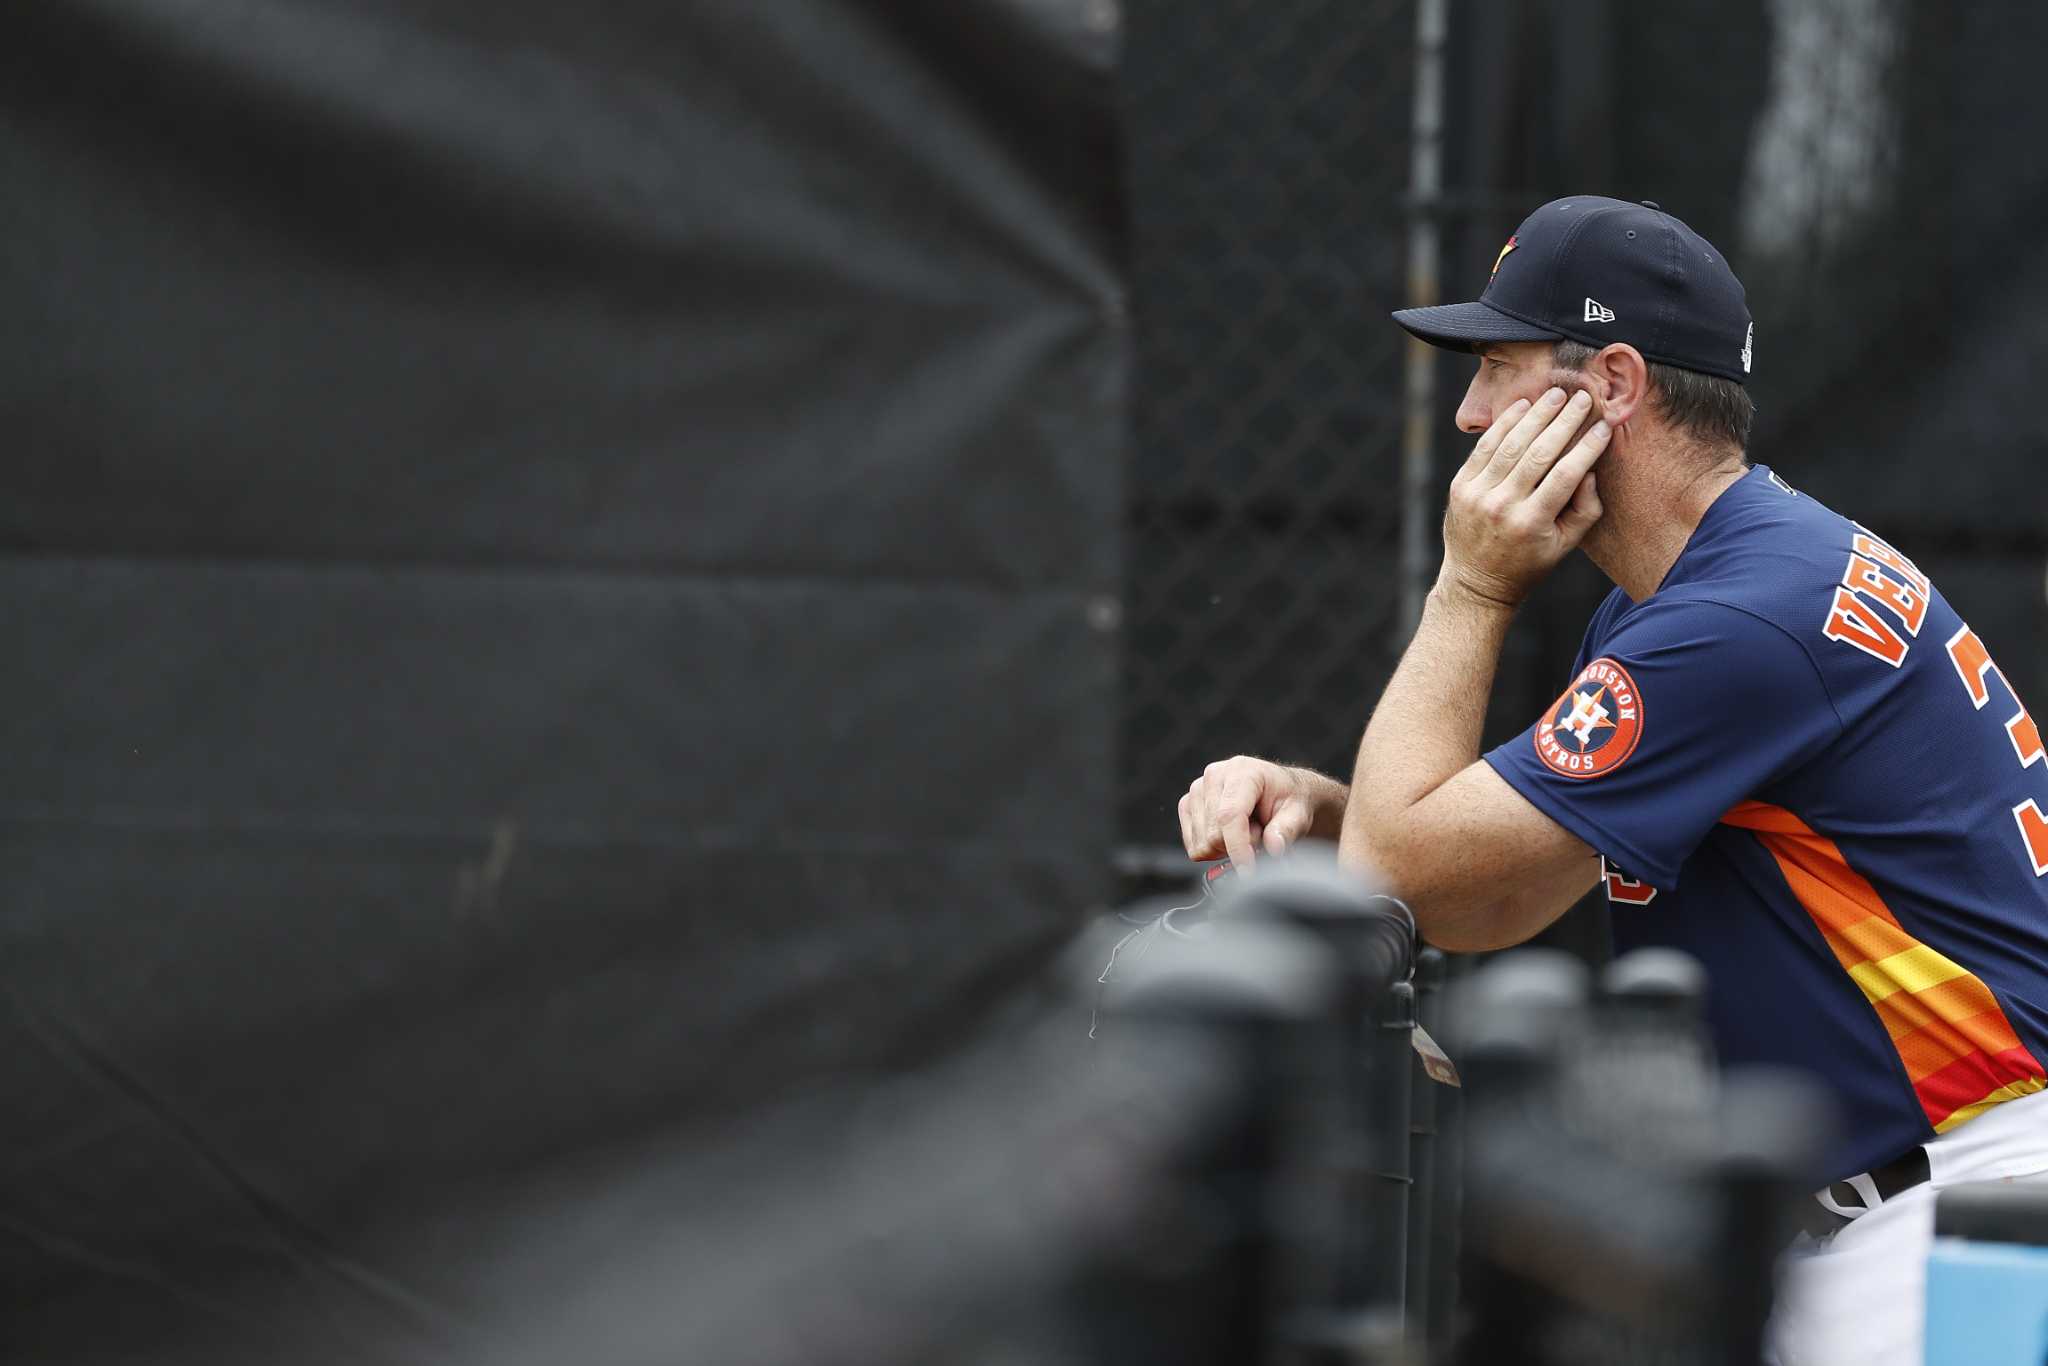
[453,851,1839,1366]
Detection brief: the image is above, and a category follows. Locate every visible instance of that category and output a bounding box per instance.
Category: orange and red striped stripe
[1722,800,2046,1133]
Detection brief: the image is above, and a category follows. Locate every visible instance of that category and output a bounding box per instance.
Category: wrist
[1428,573,1524,619]
[1290,766,1351,839]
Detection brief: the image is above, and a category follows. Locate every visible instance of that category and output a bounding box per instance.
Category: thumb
[1556,470,1603,544]
[1263,800,1313,855]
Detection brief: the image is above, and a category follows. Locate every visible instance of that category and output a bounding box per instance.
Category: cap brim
[1391,300,1561,352]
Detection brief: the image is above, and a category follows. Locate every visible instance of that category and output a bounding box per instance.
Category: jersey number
[1947,624,2048,876]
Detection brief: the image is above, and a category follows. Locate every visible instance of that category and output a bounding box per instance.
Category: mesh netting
[1120,0,1416,856]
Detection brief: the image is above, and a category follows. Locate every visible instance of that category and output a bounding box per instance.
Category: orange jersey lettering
[1844,551,1928,636]
[1822,585,1909,666]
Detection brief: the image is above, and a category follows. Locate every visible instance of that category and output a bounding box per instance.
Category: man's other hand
[1178,756,1342,868]
[1440,386,1610,608]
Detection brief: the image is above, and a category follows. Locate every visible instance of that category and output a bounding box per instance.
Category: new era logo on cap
[1389,196,1755,384]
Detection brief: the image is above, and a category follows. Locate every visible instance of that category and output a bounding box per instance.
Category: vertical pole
[1399,0,1449,637]
[1366,978,1417,1313]
[1403,946,1445,1339]
[1424,955,1464,1350]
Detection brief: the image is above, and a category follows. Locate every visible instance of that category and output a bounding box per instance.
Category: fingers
[1214,770,1260,868]
[1440,390,1611,605]
[1532,418,1612,522]
[1180,782,1225,860]
[1555,469,1603,545]
[1500,389,1594,496]
[1181,758,1297,868]
[1179,768,1248,863]
[1263,799,1312,855]
[1457,397,1531,481]
[1474,386,1571,488]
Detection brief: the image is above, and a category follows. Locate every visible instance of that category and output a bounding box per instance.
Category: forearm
[1338,582,1516,874]
[1321,386,1609,928]
[1421,853,1600,952]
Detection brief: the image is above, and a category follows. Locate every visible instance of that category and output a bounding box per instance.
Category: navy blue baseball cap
[1393,196,1755,384]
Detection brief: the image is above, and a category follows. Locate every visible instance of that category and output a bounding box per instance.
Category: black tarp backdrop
[1,1,1124,1360]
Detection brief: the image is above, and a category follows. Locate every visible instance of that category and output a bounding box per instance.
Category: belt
[1796,1145,1931,1241]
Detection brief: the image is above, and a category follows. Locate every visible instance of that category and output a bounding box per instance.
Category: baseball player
[1177,196,2048,1365]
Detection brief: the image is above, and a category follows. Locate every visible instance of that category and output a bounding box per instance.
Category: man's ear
[1590,343,1650,425]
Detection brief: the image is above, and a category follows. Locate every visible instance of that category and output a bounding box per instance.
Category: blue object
[1924,1237,2048,1366]
[1482,463,2048,1185]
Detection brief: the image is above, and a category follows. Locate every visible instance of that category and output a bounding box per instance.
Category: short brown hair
[1553,340,1754,451]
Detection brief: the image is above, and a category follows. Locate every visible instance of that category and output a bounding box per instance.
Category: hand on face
[1438,385,1611,608]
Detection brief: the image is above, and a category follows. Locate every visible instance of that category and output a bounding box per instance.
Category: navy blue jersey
[1485,465,2048,1182]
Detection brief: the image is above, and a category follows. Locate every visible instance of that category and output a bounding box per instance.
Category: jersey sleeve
[1568,586,1630,678]
[1483,598,1842,890]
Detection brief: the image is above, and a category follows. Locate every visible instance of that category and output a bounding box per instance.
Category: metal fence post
[1404,945,1447,1339]
[1400,0,1450,636]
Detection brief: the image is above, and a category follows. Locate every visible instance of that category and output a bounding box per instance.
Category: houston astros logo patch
[1534,657,1644,779]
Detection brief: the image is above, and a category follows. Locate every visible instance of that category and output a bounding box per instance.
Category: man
[1175,196,2048,1365]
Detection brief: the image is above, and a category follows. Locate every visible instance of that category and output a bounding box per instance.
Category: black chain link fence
[1119,0,1416,865]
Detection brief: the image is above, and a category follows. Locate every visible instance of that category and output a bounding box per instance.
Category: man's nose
[1454,379,1488,434]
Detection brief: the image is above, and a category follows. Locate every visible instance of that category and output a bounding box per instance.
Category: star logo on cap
[1490,236,1517,278]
